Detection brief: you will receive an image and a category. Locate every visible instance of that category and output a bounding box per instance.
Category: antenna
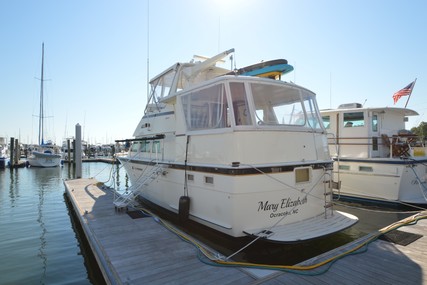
[293,61,296,83]
[218,16,221,53]
[83,111,86,141]
[329,72,332,108]
[64,111,68,139]
[146,0,150,102]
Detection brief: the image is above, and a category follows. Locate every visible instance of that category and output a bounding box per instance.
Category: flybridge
[148,49,235,102]
[147,48,295,106]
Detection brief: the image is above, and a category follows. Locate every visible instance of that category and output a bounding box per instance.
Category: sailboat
[27,43,62,168]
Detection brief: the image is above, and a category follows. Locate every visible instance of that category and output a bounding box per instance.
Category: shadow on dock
[64,178,427,284]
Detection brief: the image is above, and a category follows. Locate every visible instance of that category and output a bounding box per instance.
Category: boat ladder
[324,179,340,217]
[113,164,165,211]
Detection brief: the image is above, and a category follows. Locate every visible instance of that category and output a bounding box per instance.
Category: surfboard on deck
[227,59,294,79]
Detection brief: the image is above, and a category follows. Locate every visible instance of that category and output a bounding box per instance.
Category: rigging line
[242,163,328,200]
[99,150,139,188]
[404,156,427,167]
[146,0,150,102]
[336,155,427,208]
[95,162,116,186]
[225,167,331,261]
[225,235,262,261]
[125,198,427,273]
[220,213,427,272]
[124,186,427,272]
[408,166,427,202]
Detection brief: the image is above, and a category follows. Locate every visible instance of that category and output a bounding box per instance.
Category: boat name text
[257,196,308,218]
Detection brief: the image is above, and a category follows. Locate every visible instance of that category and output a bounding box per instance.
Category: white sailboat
[116,49,358,242]
[321,103,427,205]
[27,43,62,168]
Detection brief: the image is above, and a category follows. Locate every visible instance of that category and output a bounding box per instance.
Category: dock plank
[268,221,427,284]
[64,178,427,285]
[64,178,255,285]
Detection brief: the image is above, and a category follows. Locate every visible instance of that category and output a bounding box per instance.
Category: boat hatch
[295,167,311,183]
[243,211,358,242]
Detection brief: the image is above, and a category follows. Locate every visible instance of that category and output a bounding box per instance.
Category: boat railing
[381,133,426,158]
[113,162,166,210]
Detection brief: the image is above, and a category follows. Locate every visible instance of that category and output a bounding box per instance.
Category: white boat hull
[119,158,358,242]
[334,159,427,204]
[0,157,9,168]
[28,151,62,167]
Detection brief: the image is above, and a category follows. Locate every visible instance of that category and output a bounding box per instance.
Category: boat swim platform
[64,178,427,285]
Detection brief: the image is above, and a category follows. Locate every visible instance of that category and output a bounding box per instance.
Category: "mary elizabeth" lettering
[257,196,308,212]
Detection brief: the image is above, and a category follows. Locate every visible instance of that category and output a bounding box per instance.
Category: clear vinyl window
[182,84,229,130]
[251,83,323,129]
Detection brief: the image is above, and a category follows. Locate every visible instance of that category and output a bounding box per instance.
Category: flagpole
[404,78,417,108]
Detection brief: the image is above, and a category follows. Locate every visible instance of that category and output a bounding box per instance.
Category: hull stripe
[119,158,332,175]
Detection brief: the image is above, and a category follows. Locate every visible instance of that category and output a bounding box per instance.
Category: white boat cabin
[321,103,425,159]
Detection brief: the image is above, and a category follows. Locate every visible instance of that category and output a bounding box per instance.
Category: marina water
[0,162,421,284]
[0,163,119,285]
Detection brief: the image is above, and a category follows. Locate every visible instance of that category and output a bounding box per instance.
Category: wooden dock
[64,178,427,285]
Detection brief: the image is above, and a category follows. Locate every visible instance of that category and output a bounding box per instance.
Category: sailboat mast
[39,43,44,145]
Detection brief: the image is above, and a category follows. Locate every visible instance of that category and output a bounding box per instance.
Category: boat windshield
[180,80,323,131]
[150,68,177,102]
[250,82,323,129]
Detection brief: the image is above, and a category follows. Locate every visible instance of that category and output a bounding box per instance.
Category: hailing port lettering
[257,196,308,218]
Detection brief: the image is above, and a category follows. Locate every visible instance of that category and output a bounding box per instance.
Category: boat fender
[179,196,190,223]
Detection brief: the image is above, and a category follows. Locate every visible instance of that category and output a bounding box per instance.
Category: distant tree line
[411,121,427,141]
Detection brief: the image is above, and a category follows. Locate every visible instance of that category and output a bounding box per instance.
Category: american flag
[393,81,415,104]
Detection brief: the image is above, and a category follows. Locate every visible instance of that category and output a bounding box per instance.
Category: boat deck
[64,178,427,284]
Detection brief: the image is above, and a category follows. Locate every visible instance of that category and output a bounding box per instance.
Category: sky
[1,0,426,145]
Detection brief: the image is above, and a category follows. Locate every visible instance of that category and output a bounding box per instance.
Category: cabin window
[338,165,350,170]
[230,82,252,125]
[372,137,378,151]
[181,84,229,130]
[130,142,140,152]
[372,115,378,132]
[359,166,373,172]
[322,116,330,129]
[140,141,150,153]
[204,176,214,184]
[344,112,364,127]
[152,141,161,153]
